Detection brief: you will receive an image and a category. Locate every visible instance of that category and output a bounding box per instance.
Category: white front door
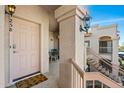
[10,17,40,82]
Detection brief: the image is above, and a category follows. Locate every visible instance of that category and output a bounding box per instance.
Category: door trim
[13,71,40,82]
[12,72,41,84]
[13,15,41,25]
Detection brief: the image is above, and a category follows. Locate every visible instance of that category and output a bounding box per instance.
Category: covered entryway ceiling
[41,5,60,32]
[41,5,60,11]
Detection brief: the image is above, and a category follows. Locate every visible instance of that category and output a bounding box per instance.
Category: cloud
[92,18,124,24]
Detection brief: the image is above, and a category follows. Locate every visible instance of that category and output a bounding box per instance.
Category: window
[99,41,112,53]
[86,80,93,88]
[94,80,102,88]
[85,40,90,48]
[86,80,110,88]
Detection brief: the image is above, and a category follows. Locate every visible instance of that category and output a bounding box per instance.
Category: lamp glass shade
[8,5,16,15]
[83,14,91,29]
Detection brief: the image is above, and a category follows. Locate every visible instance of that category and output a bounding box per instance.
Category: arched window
[99,36,112,53]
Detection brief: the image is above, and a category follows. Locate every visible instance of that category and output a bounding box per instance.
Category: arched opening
[99,36,112,54]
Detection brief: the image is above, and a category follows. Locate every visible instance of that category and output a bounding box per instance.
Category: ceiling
[41,5,60,32]
[41,5,60,12]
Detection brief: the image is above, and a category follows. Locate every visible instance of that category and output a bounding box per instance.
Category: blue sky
[86,5,124,45]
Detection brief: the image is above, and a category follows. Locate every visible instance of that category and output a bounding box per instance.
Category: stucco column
[84,44,88,71]
[0,5,5,88]
[112,38,119,76]
[55,5,86,87]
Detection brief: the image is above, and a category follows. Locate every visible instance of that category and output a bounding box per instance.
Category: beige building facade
[85,24,119,75]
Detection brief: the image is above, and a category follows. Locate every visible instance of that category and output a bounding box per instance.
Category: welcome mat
[15,74,48,88]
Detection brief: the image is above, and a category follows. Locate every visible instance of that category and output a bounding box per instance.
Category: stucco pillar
[55,5,86,87]
[84,44,88,71]
[0,5,5,88]
[112,38,119,76]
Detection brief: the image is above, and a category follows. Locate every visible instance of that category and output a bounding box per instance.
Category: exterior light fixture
[5,5,16,32]
[6,5,16,16]
[80,12,91,33]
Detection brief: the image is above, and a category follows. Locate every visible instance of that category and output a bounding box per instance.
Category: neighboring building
[0,5,123,88]
[84,24,122,87]
[84,24,120,74]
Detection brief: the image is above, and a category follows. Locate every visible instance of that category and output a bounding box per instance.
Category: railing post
[84,45,87,71]
[112,38,119,77]
[70,59,85,88]
[83,73,86,88]
[80,76,83,88]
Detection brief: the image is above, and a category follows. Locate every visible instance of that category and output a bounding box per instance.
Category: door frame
[9,16,41,84]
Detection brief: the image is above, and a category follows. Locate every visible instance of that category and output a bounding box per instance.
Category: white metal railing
[87,48,117,67]
[88,48,124,73]
[87,48,124,85]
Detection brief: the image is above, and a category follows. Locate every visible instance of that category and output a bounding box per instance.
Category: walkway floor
[9,61,59,88]
[32,61,59,88]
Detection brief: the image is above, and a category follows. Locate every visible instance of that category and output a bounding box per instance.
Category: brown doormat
[15,74,48,88]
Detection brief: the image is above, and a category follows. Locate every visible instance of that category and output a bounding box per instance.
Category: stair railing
[87,48,124,75]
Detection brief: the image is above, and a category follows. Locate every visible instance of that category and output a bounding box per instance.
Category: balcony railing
[70,58,122,88]
[70,59,84,88]
[99,47,112,54]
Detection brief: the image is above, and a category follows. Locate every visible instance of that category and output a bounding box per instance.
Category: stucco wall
[4,5,49,87]
[0,5,5,88]
[49,10,58,32]
[49,32,55,51]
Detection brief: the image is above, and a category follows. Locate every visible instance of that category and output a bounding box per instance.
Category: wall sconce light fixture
[6,5,16,16]
[80,12,91,33]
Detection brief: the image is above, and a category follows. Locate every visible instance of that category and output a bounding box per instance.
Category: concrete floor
[32,61,59,88]
[9,61,59,88]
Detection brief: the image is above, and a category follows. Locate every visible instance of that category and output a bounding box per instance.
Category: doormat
[15,74,48,88]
